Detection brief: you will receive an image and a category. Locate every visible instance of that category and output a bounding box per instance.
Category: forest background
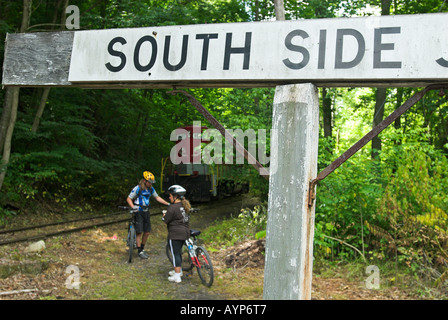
[1,0,448,295]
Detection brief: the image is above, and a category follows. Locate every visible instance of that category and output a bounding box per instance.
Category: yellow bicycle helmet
[143,171,156,183]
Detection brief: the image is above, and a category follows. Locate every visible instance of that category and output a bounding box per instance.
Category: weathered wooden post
[263,83,319,300]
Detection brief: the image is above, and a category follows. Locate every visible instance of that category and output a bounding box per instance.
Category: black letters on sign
[163,35,189,71]
[134,35,157,72]
[436,57,448,68]
[223,32,252,70]
[283,29,310,70]
[196,34,219,70]
[374,27,402,69]
[318,30,327,69]
[335,29,365,69]
[105,37,127,72]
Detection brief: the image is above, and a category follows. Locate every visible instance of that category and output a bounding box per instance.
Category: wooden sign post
[263,84,319,300]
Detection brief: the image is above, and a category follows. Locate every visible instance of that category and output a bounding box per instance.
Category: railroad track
[0,196,248,247]
[0,209,134,246]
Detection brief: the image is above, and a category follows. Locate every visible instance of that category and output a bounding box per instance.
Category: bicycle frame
[186,237,210,268]
[128,216,136,241]
[186,238,200,267]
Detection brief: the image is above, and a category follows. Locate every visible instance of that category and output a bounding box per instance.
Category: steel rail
[0,196,247,246]
[0,217,130,246]
[0,211,126,235]
[0,210,164,246]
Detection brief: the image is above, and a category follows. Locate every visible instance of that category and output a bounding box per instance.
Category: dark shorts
[135,210,151,233]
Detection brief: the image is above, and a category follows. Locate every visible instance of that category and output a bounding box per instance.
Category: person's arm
[162,206,175,224]
[126,197,135,209]
[151,187,169,206]
[127,186,139,209]
[155,195,169,206]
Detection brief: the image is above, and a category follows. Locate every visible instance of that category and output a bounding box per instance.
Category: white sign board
[68,13,448,86]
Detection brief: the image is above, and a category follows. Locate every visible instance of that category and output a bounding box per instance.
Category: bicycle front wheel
[195,246,214,287]
[127,226,136,263]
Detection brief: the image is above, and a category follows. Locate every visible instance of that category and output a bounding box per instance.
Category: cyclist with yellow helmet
[127,171,169,259]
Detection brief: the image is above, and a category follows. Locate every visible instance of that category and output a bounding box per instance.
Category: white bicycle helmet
[167,185,186,197]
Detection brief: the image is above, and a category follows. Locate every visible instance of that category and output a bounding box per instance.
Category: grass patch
[200,215,254,250]
[82,262,175,300]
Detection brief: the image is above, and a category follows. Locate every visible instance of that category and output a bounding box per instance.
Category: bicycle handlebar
[118,205,150,212]
[118,205,199,212]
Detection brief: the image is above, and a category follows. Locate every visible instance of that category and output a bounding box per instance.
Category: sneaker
[138,251,149,259]
[168,273,182,283]
[169,270,183,277]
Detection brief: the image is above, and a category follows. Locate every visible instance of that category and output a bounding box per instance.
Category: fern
[365,220,395,244]
[434,268,448,288]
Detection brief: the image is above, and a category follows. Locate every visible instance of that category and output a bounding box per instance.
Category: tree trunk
[0,0,32,191]
[371,88,387,159]
[31,88,51,133]
[0,89,14,154]
[274,0,285,20]
[31,0,69,133]
[0,0,32,149]
[382,0,392,15]
[322,88,332,139]
[0,88,19,189]
[20,0,32,33]
[371,0,392,160]
[394,88,403,130]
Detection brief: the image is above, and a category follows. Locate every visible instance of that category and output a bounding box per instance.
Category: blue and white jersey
[128,185,158,211]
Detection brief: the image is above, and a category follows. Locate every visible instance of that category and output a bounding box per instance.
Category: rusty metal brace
[308,83,448,207]
[168,90,270,180]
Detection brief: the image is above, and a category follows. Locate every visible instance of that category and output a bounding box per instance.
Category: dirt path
[0,196,419,300]
[0,196,254,300]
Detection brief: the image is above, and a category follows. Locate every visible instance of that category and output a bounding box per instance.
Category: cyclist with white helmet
[127,171,169,259]
[162,184,191,283]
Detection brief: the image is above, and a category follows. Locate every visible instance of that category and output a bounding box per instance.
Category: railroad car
[161,125,248,202]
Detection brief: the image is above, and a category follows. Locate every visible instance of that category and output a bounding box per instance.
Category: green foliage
[0,206,15,227]
[200,205,268,250]
[241,0,368,21]
[238,204,268,237]
[369,145,448,278]
[312,129,448,290]
[201,204,267,250]
[314,154,383,259]
[201,216,252,249]
[80,0,249,29]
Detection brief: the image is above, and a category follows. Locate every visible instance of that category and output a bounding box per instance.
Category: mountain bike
[166,226,214,287]
[119,205,149,263]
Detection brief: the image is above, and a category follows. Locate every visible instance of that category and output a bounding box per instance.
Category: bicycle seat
[190,229,201,237]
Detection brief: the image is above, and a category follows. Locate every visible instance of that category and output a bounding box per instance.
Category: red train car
[161,125,248,202]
